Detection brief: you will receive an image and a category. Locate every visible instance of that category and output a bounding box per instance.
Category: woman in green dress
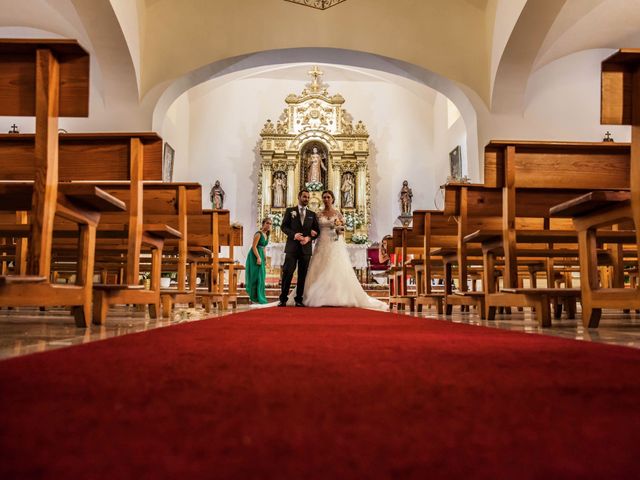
[245,217,272,304]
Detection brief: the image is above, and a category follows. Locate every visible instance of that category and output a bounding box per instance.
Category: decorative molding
[284,0,347,11]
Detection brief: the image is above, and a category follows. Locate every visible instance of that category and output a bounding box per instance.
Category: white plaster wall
[160,92,190,182]
[474,48,631,157]
[433,94,469,193]
[185,77,445,261]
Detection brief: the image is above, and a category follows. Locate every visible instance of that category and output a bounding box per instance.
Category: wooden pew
[482,140,632,325]
[85,182,203,318]
[188,209,244,311]
[442,183,550,314]
[388,222,451,313]
[0,39,129,327]
[404,210,457,314]
[388,226,421,311]
[0,131,180,323]
[551,49,640,327]
[443,184,627,326]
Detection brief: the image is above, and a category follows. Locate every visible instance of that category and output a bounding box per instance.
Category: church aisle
[2,304,640,360]
[1,308,639,479]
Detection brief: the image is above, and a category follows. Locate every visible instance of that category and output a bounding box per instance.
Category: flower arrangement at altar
[305,181,324,192]
[351,233,369,244]
[267,211,283,228]
[343,211,364,231]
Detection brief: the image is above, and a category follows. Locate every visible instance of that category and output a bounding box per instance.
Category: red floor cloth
[1,308,640,479]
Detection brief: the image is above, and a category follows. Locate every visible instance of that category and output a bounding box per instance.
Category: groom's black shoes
[295,301,305,307]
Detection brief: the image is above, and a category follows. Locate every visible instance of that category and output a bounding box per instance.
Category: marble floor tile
[1,304,640,361]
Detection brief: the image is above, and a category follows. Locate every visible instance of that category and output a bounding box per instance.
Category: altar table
[266,242,369,269]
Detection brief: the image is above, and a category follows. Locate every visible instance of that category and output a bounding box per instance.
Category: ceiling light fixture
[284,0,347,10]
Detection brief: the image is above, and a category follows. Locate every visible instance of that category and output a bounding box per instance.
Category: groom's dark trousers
[279,206,320,304]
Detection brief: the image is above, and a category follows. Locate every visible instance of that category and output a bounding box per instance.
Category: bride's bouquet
[333,218,345,241]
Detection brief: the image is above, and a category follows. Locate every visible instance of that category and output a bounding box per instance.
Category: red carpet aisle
[1,309,640,479]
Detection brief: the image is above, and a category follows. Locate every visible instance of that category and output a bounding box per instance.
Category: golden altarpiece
[258,67,371,243]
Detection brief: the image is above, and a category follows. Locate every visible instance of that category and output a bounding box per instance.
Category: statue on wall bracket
[398,180,413,226]
[210,180,225,209]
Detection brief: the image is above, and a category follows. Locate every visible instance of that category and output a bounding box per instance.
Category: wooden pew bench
[0,39,103,325]
[410,210,459,314]
[552,191,640,326]
[188,209,244,311]
[0,184,125,325]
[388,227,423,312]
[97,182,203,318]
[443,180,632,326]
[0,129,175,324]
[482,137,632,327]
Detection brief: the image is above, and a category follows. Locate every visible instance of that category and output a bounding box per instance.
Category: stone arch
[150,47,481,181]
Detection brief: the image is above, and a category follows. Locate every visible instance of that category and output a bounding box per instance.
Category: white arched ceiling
[0,0,104,96]
[490,0,568,114]
[534,0,640,70]
[4,0,639,137]
[149,48,481,182]
[69,0,140,109]
[108,0,145,95]
[140,0,491,103]
[487,0,527,94]
[0,0,143,127]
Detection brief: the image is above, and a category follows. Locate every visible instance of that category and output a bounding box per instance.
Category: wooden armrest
[0,224,29,236]
[188,246,213,255]
[406,259,424,266]
[595,230,637,243]
[464,230,501,244]
[94,284,145,291]
[467,228,636,246]
[143,224,182,239]
[430,248,456,256]
[0,275,47,286]
[0,182,126,213]
[59,184,127,212]
[550,191,630,217]
[501,288,581,296]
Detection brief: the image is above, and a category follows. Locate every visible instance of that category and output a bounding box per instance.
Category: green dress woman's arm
[252,232,262,265]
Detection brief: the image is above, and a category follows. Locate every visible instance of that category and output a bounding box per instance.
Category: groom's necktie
[299,207,306,224]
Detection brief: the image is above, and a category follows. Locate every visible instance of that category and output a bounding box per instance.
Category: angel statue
[399,180,413,215]
[210,180,225,209]
[306,146,327,184]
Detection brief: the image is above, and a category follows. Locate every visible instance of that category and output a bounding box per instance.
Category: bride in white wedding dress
[301,191,388,310]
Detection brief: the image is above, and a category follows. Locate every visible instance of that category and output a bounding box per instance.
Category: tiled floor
[1,304,640,360]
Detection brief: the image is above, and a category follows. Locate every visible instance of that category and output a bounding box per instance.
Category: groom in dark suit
[279,189,320,306]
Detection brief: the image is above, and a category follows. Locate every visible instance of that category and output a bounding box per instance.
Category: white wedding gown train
[283,213,388,310]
